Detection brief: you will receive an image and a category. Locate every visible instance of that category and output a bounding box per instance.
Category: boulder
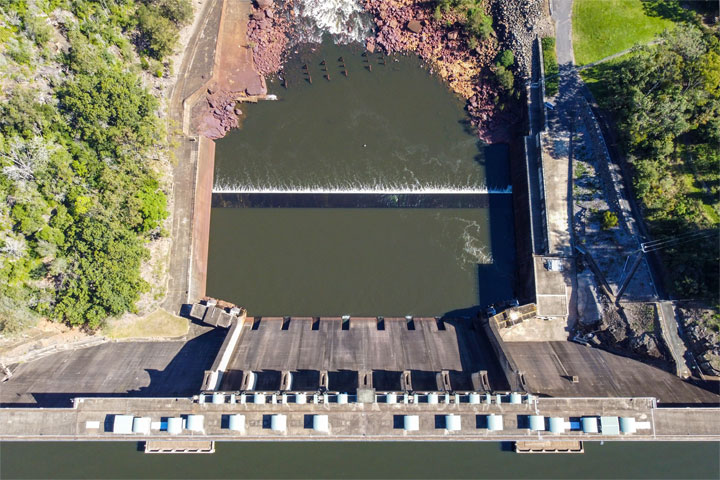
[257,0,273,8]
[447,31,458,40]
[406,19,422,33]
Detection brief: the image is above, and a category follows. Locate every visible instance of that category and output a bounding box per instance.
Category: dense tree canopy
[0,0,191,331]
[600,25,720,300]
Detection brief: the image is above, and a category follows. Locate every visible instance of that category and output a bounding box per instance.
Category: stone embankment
[363,0,549,144]
[491,0,552,79]
[248,0,293,75]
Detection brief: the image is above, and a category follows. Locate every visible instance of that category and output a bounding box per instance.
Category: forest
[592,25,719,302]
[0,0,191,331]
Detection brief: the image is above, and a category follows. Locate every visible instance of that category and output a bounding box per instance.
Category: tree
[137,4,179,60]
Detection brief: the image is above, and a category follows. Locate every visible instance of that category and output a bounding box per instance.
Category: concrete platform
[505,341,720,404]
[218,318,507,392]
[1,330,226,407]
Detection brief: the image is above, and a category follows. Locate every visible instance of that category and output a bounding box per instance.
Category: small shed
[313,415,329,433]
[509,393,522,404]
[487,414,503,431]
[548,417,565,434]
[386,393,397,404]
[228,414,245,432]
[167,417,183,435]
[600,416,620,436]
[403,415,420,431]
[427,393,439,404]
[485,393,492,404]
[337,393,349,405]
[620,417,637,434]
[581,416,599,433]
[212,393,224,404]
[254,394,266,405]
[469,393,480,405]
[270,414,287,432]
[112,415,134,434]
[132,417,151,434]
[529,415,545,431]
[445,414,461,431]
[295,394,307,404]
[186,414,204,432]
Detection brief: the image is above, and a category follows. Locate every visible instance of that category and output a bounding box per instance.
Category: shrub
[495,65,514,91]
[496,50,514,68]
[601,210,619,230]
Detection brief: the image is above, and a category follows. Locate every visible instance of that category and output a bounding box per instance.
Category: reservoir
[2,441,718,479]
[207,40,514,316]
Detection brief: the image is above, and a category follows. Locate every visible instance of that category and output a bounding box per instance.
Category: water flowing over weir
[292,0,373,44]
[207,39,516,315]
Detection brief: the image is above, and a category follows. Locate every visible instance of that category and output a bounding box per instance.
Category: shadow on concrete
[3,329,225,408]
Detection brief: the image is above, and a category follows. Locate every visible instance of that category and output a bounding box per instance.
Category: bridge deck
[2,396,718,441]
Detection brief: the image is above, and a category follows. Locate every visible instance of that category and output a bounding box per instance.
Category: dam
[2,2,719,457]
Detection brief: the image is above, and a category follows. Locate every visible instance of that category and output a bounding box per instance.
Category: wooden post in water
[308,73,312,84]
[325,73,331,81]
[343,69,348,77]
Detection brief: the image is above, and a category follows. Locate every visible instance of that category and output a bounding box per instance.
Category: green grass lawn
[572,0,675,65]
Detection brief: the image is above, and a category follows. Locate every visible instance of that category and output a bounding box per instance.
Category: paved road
[552,0,574,65]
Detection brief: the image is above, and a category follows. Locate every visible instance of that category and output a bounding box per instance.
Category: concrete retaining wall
[481,318,525,392]
[189,137,216,303]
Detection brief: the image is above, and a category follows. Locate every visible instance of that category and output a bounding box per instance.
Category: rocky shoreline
[363,0,526,144]
[206,0,551,144]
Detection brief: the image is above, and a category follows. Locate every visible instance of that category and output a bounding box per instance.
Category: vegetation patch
[584,25,720,302]
[0,0,192,332]
[541,37,558,97]
[103,309,189,339]
[572,0,675,65]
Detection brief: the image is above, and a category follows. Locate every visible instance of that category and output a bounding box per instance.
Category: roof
[620,417,636,434]
[132,417,151,434]
[167,417,183,435]
[445,414,461,431]
[529,415,545,431]
[601,416,620,436]
[270,414,287,432]
[186,414,204,432]
[403,415,419,431]
[313,415,329,432]
[112,415,133,434]
[581,416,598,433]
[487,414,503,431]
[228,414,245,432]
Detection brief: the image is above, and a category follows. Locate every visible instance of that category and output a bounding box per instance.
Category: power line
[642,230,718,253]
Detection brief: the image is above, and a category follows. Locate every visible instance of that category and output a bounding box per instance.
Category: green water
[1,441,718,479]
[207,207,514,316]
[207,40,514,315]
[213,40,497,193]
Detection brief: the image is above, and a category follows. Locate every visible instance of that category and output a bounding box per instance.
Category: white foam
[293,0,373,44]
[212,180,512,195]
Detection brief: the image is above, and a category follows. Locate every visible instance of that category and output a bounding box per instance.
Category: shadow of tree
[642,0,705,24]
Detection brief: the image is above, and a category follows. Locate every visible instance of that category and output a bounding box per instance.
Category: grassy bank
[572,0,675,64]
